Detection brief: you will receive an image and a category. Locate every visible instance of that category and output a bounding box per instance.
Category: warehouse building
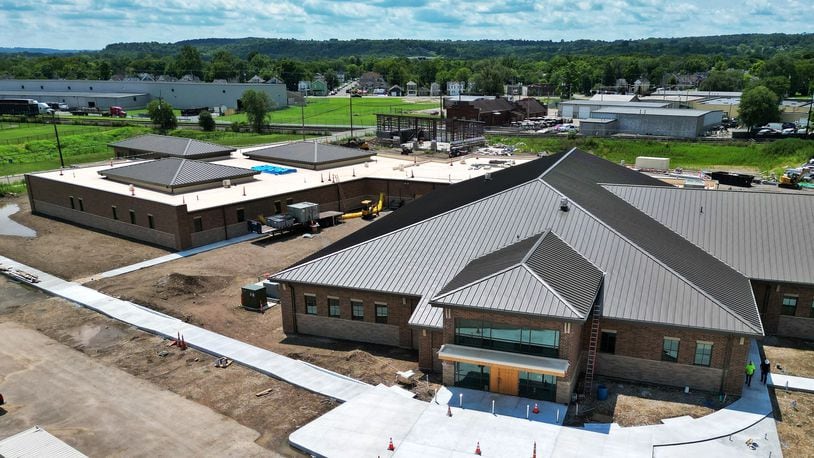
[0,79,287,111]
[559,100,670,119]
[272,149,814,404]
[110,134,236,161]
[25,149,516,251]
[581,107,723,138]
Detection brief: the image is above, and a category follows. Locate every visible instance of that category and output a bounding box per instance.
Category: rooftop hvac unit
[223,179,231,188]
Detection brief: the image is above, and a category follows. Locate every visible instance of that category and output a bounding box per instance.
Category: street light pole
[349,94,354,138]
[52,112,64,169]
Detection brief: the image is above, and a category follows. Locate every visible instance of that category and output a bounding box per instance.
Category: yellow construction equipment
[342,193,384,220]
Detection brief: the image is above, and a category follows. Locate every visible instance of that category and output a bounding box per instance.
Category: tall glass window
[694,342,713,366]
[328,297,340,318]
[304,295,317,315]
[454,319,559,358]
[454,362,489,391]
[518,371,557,402]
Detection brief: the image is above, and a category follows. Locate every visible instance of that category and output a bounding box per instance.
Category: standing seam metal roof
[109,134,236,158]
[245,141,374,165]
[273,150,762,335]
[98,158,258,188]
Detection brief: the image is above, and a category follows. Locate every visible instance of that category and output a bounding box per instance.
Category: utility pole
[52,112,64,169]
[806,91,813,136]
[349,93,354,138]
[300,97,306,141]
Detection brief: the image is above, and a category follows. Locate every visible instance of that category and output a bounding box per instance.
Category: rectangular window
[662,338,680,362]
[375,304,388,324]
[236,208,245,223]
[274,201,282,214]
[129,209,136,224]
[351,300,364,321]
[694,342,713,367]
[147,214,155,229]
[69,196,75,209]
[781,295,798,316]
[78,198,84,211]
[111,206,118,220]
[286,198,294,205]
[328,297,340,318]
[193,216,203,232]
[454,319,560,358]
[454,362,489,391]
[304,294,317,315]
[599,331,616,354]
[518,371,557,402]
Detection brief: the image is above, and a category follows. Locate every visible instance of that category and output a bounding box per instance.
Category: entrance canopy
[438,344,569,377]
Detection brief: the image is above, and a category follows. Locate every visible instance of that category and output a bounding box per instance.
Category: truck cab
[109,106,127,118]
[36,102,54,115]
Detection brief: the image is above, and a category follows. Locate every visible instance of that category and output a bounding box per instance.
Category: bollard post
[526,404,530,419]
[576,402,579,416]
[491,400,495,415]
[459,393,463,408]
[557,409,560,423]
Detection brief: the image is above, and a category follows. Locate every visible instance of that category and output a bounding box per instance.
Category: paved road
[0,255,372,403]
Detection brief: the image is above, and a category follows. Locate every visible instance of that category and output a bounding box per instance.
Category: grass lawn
[490,135,814,176]
[0,122,111,144]
[169,130,315,147]
[220,97,440,126]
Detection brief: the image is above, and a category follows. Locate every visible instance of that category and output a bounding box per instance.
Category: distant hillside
[100,34,814,60]
[0,47,85,54]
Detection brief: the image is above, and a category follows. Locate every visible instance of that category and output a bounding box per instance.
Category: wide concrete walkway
[289,340,778,457]
[0,255,371,403]
[769,372,814,393]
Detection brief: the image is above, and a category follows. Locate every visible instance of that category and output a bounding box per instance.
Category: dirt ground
[0,278,326,456]
[0,195,168,280]
[0,320,271,457]
[565,377,735,427]
[774,389,814,458]
[762,336,814,378]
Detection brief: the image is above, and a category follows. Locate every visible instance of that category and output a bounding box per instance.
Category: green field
[0,124,317,176]
[220,97,440,126]
[0,122,112,144]
[490,136,814,176]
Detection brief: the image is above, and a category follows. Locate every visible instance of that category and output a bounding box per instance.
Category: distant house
[406,81,418,96]
[447,81,466,97]
[267,76,284,85]
[157,74,177,82]
[445,96,517,125]
[336,71,346,84]
[418,86,430,97]
[515,97,548,118]
[248,75,265,83]
[526,83,555,97]
[634,77,651,94]
[430,82,441,97]
[359,72,387,92]
[505,83,523,96]
[388,85,403,97]
[298,80,311,94]
[311,79,328,96]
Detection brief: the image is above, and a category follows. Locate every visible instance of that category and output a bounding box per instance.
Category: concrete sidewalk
[0,255,371,403]
[769,372,814,393]
[289,340,779,457]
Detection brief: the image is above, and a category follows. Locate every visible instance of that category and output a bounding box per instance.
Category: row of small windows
[599,332,713,367]
[69,197,154,228]
[304,295,389,324]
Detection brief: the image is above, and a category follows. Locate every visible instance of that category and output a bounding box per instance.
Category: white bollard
[459,393,463,408]
[491,400,495,415]
[557,409,560,423]
[526,404,530,419]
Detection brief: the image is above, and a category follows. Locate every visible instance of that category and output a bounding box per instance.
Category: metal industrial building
[559,100,671,119]
[272,149,814,403]
[0,79,287,110]
[580,107,723,138]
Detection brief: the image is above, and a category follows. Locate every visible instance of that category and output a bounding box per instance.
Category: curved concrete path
[0,255,371,403]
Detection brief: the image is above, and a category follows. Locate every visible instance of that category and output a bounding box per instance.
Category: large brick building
[273,149,814,404]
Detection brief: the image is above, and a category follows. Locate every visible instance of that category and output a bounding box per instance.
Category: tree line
[0,35,813,99]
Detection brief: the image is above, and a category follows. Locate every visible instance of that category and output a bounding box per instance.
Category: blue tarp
[251,165,297,175]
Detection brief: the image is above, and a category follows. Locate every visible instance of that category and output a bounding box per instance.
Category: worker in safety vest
[744,361,756,387]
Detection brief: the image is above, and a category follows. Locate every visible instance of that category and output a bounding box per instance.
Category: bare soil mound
[154,273,232,299]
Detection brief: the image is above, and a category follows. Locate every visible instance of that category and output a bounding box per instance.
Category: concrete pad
[0,322,268,457]
[659,416,693,424]
[653,415,782,457]
[436,387,566,425]
[769,373,814,393]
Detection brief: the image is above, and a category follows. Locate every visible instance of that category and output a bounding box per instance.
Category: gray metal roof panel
[561,100,670,108]
[606,185,814,285]
[274,159,760,334]
[592,107,715,117]
[99,158,258,188]
[0,426,87,458]
[109,134,235,158]
[245,141,374,165]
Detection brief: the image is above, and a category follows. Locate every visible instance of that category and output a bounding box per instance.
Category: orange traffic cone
[532,441,537,458]
[475,441,482,455]
[532,403,539,414]
[447,405,453,417]
[387,437,395,451]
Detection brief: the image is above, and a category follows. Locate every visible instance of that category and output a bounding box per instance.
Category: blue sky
[2,0,812,50]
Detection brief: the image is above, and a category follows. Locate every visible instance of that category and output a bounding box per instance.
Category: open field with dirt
[774,390,814,458]
[565,377,735,427]
[762,336,814,378]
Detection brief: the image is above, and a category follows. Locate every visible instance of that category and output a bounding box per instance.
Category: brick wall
[279,282,419,348]
[417,329,444,371]
[598,319,750,395]
[753,280,814,337]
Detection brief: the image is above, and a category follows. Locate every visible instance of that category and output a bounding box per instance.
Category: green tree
[699,69,743,91]
[147,99,178,132]
[739,85,780,130]
[198,110,215,131]
[174,45,203,78]
[241,89,272,133]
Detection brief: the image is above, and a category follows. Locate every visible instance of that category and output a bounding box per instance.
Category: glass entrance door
[490,366,519,396]
[518,371,557,402]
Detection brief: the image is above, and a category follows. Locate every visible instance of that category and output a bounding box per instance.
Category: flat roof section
[0,90,146,98]
[98,158,258,194]
[438,344,569,377]
[593,107,716,117]
[109,134,236,160]
[245,141,376,170]
[561,100,670,108]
